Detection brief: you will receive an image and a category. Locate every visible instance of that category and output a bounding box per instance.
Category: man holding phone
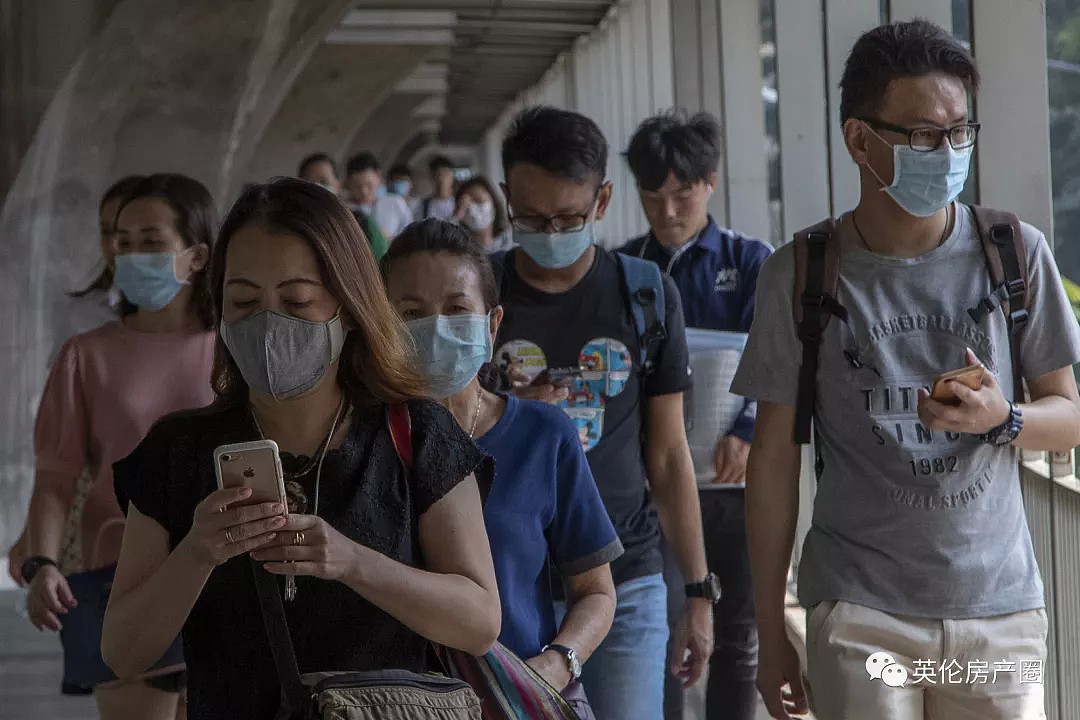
[493,106,713,720]
[733,20,1080,720]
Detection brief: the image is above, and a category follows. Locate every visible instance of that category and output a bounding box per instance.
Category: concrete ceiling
[337,0,615,145]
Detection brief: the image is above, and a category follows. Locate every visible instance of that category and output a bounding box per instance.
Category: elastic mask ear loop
[859,121,896,193]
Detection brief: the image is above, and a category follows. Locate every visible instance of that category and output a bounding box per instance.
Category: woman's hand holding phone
[250,514,359,582]
[177,487,286,571]
[917,349,1011,435]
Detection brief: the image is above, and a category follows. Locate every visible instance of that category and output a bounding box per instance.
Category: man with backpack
[621,111,773,720]
[732,20,1080,720]
[492,106,715,720]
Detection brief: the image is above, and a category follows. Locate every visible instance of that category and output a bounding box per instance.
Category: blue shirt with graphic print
[476,394,623,658]
[620,216,773,443]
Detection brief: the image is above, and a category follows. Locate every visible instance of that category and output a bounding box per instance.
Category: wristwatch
[686,572,722,604]
[21,556,57,583]
[979,401,1024,446]
[542,643,582,681]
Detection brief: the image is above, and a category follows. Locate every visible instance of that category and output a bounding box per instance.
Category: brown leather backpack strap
[792,218,840,445]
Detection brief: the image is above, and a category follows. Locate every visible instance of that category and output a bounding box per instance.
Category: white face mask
[463,201,496,232]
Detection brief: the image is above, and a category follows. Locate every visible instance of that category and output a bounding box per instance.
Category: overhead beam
[455,19,594,34]
[340,9,457,27]
[325,28,454,45]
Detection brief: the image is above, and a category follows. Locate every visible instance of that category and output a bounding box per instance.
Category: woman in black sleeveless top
[101,178,501,720]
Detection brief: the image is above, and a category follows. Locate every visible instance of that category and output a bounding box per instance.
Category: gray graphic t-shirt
[732,205,1080,619]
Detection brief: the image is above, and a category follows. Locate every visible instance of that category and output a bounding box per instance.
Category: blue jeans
[556,573,669,720]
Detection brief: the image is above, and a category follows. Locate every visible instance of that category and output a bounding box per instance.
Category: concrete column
[973,0,1053,238]
[718,0,769,240]
[0,0,122,202]
[775,0,831,241]
[889,0,952,29]
[823,0,883,216]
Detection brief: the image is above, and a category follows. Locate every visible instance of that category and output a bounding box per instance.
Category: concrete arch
[241,43,433,188]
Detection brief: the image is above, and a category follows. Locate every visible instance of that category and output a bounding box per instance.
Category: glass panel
[761,0,783,247]
[1046,0,1080,327]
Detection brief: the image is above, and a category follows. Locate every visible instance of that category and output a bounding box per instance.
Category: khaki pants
[804,600,1048,720]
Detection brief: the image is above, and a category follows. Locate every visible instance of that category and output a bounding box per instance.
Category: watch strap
[542,644,580,679]
[21,555,56,583]
[685,572,721,603]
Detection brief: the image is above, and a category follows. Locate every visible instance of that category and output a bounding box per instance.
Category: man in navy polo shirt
[621,111,772,720]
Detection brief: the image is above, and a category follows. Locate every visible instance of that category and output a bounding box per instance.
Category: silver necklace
[468,385,483,439]
[251,396,347,601]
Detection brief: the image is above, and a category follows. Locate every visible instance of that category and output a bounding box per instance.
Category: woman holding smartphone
[382,219,620,717]
[24,173,218,718]
[102,179,500,720]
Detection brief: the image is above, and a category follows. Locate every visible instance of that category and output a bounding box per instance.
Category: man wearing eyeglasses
[732,20,1080,720]
[493,106,713,720]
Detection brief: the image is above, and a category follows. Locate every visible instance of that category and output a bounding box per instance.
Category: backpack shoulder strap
[968,205,1028,396]
[615,252,667,373]
[792,218,841,445]
[387,403,413,471]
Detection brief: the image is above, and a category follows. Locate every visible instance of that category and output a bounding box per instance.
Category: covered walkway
[2,1,1079,719]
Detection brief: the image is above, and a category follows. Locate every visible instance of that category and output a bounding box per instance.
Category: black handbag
[60,564,185,691]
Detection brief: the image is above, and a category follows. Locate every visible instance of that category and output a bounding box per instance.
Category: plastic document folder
[683,328,748,489]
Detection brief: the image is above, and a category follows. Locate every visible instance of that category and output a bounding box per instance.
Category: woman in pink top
[23,173,218,720]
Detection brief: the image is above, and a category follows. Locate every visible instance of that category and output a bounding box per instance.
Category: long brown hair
[114,173,219,329]
[211,178,427,407]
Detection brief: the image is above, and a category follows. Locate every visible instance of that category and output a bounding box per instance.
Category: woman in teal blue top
[383,219,622,709]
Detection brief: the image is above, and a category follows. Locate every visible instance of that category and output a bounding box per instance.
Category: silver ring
[294,531,305,546]
[225,527,234,544]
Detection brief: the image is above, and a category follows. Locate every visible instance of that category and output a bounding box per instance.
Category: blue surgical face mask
[377,184,388,198]
[114,251,189,311]
[864,123,972,217]
[514,222,596,270]
[390,181,411,197]
[406,314,493,399]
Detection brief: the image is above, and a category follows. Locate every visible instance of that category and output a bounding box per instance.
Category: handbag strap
[387,402,414,470]
[251,557,307,719]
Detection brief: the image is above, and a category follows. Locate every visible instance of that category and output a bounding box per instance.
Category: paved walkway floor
[0,587,784,720]
[0,589,96,720]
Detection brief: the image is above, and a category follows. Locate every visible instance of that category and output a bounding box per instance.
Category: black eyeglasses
[860,117,981,152]
[508,187,602,234]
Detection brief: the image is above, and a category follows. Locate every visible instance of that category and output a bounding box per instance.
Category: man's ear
[594,181,614,221]
[844,118,872,166]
